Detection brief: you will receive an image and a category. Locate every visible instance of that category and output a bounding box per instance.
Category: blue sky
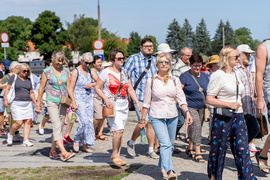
[1,0,270,44]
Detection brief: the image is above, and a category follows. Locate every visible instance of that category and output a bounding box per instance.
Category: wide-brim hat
[154,43,178,56]
[207,55,219,68]
[102,61,112,67]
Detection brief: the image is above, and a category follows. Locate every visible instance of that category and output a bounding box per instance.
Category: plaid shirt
[124,51,157,101]
[234,64,255,115]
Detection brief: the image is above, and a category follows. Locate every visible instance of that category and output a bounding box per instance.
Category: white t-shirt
[207,69,244,113]
[99,68,129,101]
[250,60,256,73]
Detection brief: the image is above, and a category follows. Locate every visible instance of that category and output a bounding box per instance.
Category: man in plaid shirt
[124,38,159,159]
[234,44,259,157]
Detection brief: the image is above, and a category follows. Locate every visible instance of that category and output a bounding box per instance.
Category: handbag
[215,72,239,118]
[7,74,18,104]
[102,71,122,118]
[52,67,72,108]
[255,114,268,138]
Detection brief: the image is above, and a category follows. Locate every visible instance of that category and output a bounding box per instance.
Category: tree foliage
[127,32,141,56]
[182,18,194,48]
[192,18,211,55]
[31,10,69,60]
[166,18,184,51]
[0,16,32,61]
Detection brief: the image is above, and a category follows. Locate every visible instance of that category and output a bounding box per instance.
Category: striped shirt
[234,64,255,115]
[124,51,157,101]
[172,59,190,78]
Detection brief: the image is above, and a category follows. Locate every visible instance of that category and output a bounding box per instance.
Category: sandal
[118,156,127,166]
[154,147,160,154]
[184,137,190,143]
[161,169,168,179]
[167,171,176,180]
[255,151,270,174]
[110,155,122,167]
[193,154,205,163]
[97,135,108,141]
[185,148,194,158]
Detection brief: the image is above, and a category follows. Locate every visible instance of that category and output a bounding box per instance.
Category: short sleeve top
[99,68,129,101]
[180,71,209,109]
[8,74,32,101]
[44,66,70,103]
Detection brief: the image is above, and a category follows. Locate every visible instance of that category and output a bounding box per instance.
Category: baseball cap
[237,44,255,54]
[1,59,10,70]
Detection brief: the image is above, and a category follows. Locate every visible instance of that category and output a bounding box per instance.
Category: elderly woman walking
[207,46,256,180]
[71,52,96,153]
[5,63,36,146]
[95,49,141,167]
[141,53,193,179]
[35,50,77,161]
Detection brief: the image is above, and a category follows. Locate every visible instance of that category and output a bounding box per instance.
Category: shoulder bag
[7,74,18,104]
[52,67,72,108]
[255,114,268,139]
[102,70,122,118]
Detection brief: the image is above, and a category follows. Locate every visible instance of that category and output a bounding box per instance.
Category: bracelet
[185,110,190,114]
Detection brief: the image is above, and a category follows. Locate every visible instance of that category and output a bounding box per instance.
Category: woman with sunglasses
[35,50,77,161]
[207,46,256,180]
[5,63,37,147]
[141,53,192,179]
[180,54,209,163]
[95,49,141,167]
[70,52,96,153]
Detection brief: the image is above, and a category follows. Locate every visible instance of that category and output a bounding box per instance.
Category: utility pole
[222,27,225,48]
[98,0,101,40]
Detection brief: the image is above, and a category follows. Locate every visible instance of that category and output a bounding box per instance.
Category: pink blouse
[142,73,187,119]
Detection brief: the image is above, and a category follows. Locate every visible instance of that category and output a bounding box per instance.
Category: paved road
[1,111,269,180]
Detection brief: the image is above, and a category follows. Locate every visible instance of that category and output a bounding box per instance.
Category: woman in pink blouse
[141,53,193,179]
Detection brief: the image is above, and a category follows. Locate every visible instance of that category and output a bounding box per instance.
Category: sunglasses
[158,61,169,65]
[84,61,91,65]
[116,57,125,61]
[23,70,30,73]
[229,55,240,60]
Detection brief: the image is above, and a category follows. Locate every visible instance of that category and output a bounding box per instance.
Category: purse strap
[190,71,206,106]
[235,72,239,101]
[113,70,122,101]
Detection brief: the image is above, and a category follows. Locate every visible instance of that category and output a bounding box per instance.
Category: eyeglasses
[229,55,240,60]
[158,61,169,65]
[143,45,153,49]
[23,70,30,73]
[192,64,202,68]
[115,57,125,61]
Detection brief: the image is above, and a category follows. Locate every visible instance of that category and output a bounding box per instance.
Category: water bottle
[71,113,76,123]
[140,128,147,144]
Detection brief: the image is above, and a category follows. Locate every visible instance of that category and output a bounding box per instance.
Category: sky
[1,0,270,45]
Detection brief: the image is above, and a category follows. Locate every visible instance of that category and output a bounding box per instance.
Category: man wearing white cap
[234,44,259,157]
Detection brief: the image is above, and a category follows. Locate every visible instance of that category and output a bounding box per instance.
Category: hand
[3,99,8,107]
[138,121,147,129]
[105,99,113,109]
[185,112,193,125]
[35,106,41,114]
[228,102,240,110]
[137,103,142,114]
[71,103,78,112]
[85,83,94,89]
[257,99,265,115]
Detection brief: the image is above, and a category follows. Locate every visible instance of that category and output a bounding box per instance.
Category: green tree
[0,16,32,61]
[182,18,194,48]
[166,18,185,51]
[67,14,99,55]
[192,18,211,55]
[143,35,158,53]
[224,20,237,47]
[211,20,225,54]
[127,32,141,56]
[31,10,69,60]
[235,27,253,45]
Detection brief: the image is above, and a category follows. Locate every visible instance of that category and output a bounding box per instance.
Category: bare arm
[95,77,113,108]
[127,79,141,109]
[0,83,7,89]
[67,74,78,112]
[255,43,267,114]
[91,69,99,81]
[3,84,11,107]
[35,72,47,113]
[29,89,36,106]
[206,95,240,110]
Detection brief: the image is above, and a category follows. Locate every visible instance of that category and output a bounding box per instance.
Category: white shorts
[107,98,128,131]
[10,101,33,120]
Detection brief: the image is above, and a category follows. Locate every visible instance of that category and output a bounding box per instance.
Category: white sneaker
[7,133,13,146]
[23,139,33,147]
[249,143,258,157]
[39,124,44,135]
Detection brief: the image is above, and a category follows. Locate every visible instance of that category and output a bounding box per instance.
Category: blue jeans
[150,116,178,173]
[134,100,149,122]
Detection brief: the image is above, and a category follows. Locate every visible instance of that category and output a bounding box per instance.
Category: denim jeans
[134,100,149,122]
[150,116,178,173]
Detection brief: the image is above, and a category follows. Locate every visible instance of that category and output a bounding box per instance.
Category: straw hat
[207,55,219,67]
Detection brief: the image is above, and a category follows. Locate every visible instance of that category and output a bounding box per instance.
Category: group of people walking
[1,37,270,180]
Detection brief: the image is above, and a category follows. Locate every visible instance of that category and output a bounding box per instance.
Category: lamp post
[98,0,101,40]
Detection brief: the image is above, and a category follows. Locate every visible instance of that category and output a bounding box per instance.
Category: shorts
[94,97,104,119]
[0,98,4,113]
[134,100,150,122]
